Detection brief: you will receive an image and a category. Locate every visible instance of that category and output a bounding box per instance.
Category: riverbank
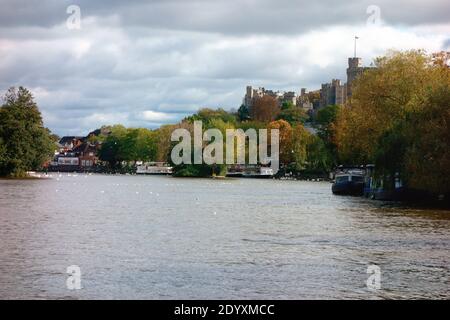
[0,172,52,180]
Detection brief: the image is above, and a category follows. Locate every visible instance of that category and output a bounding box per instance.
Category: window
[336,176,349,183]
[351,176,364,182]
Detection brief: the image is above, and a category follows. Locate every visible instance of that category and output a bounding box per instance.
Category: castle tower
[346,57,363,98]
[244,86,254,108]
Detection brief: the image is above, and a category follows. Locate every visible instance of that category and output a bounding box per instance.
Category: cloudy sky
[0,0,449,135]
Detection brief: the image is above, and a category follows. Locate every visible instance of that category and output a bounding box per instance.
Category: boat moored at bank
[331,166,365,196]
[136,162,173,175]
[226,165,274,179]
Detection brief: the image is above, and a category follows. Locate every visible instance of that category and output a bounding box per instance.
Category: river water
[0,174,448,299]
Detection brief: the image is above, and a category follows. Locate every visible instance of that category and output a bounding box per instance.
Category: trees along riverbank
[160,49,449,191]
[3,50,447,194]
[96,125,158,172]
[0,87,55,178]
[94,106,332,178]
[167,109,329,178]
[334,50,450,197]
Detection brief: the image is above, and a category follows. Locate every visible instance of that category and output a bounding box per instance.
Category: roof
[59,136,85,145]
[72,142,97,154]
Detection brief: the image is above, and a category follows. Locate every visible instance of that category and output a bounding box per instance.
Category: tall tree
[268,119,293,165]
[336,50,432,163]
[290,124,310,170]
[134,128,158,162]
[98,125,127,169]
[334,50,450,194]
[154,124,178,163]
[237,104,250,121]
[315,104,340,166]
[277,105,308,125]
[185,108,236,125]
[0,87,54,177]
[251,96,280,122]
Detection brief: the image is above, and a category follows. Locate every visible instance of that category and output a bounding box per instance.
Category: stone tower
[346,57,363,98]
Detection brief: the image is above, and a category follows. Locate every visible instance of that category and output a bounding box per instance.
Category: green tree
[185,108,236,125]
[134,128,158,162]
[290,124,310,170]
[237,104,250,121]
[98,125,127,169]
[154,124,178,162]
[281,101,295,110]
[306,135,334,173]
[335,50,450,194]
[236,120,267,131]
[336,50,432,163]
[0,137,6,169]
[170,120,231,177]
[315,104,340,167]
[316,104,340,127]
[98,125,158,170]
[0,87,54,177]
[277,106,308,125]
[403,53,450,194]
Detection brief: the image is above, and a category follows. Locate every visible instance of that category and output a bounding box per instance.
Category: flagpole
[354,36,359,58]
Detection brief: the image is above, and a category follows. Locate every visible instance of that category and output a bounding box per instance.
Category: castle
[243,56,370,113]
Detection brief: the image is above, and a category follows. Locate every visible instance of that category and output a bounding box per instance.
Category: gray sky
[0,0,449,135]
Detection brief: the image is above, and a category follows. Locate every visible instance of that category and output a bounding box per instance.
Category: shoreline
[2,171,448,210]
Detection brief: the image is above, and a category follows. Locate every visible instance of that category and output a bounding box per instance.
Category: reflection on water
[0,174,448,299]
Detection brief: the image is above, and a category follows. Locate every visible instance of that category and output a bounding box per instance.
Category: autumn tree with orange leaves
[268,119,293,165]
[251,95,280,122]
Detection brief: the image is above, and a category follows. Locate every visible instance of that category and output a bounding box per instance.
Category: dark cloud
[1,0,449,32]
[0,0,448,135]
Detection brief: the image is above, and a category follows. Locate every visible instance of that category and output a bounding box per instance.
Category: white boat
[136,162,173,175]
[26,172,52,179]
[226,165,274,179]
